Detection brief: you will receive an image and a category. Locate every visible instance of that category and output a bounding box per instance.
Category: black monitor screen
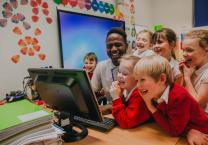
[28,68,103,122]
[57,9,125,68]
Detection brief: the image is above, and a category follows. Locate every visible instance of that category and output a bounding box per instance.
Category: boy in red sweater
[83,52,97,80]
[110,54,151,128]
[133,55,208,138]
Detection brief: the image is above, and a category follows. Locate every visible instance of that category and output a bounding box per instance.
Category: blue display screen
[57,10,125,68]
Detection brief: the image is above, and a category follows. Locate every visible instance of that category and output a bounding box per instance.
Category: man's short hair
[106,27,128,45]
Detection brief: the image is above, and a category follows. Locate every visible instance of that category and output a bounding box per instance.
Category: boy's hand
[141,94,158,113]
[187,129,208,145]
[110,81,123,100]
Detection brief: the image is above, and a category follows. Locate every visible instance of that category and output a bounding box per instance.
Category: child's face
[153,36,172,61]
[182,38,208,68]
[136,32,152,51]
[136,74,166,99]
[84,59,96,73]
[117,61,137,91]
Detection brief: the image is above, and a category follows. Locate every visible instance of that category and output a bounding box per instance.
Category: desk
[64,123,182,145]
[176,138,189,145]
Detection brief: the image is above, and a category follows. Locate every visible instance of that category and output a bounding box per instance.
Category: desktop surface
[64,122,182,145]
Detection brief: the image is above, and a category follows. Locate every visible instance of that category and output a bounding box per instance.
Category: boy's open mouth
[140,89,148,95]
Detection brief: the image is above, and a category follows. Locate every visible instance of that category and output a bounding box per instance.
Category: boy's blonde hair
[184,29,208,50]
[133,55,173,85]
[120,54,140,72]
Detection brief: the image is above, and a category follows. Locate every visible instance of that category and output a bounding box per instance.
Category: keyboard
[73,116,117,132]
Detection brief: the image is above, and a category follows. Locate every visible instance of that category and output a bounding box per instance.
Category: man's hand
[99,104,112,115]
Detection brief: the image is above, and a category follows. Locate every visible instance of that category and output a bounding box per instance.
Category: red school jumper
[112,88,151,129]
[152,83,208,137]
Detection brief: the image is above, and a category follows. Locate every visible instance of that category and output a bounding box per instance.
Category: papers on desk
[0,99,65,145]
[0,99,53,141]
[8,125,64,145]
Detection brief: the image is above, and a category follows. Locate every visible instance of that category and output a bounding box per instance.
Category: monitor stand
[55,112,88,142]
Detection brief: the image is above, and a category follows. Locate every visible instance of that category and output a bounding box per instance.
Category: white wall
[151,0,193,33]
[134,0,152,28]
[135,0,193,33]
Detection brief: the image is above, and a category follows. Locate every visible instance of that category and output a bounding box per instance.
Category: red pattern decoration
[0,0,30,29]
[11,27,46,64]
[11,55,20,63]
[38,54,46,60]
[13,27,22,35]
[78,0,85,9]
[30,0,53,24]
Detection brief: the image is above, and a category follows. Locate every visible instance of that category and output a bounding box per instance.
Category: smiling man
[91,27,128,112]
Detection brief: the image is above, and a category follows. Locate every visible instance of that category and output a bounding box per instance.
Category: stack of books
[0,99,64,145]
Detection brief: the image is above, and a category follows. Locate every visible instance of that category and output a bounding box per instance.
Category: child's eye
[123,73,128,76]
[142,38,147,42]
[139,79,145,82]
[184,48,193,53]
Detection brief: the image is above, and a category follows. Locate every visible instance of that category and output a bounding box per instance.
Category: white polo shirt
[91,59,118,102]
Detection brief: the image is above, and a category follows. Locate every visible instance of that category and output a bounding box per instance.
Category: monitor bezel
[28,68,103,122]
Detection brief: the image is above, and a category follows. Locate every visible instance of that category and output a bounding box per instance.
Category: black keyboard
[73,116,117,132]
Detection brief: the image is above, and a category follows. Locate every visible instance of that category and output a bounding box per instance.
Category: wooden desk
[64,123,181,145]
[176,138,189,145]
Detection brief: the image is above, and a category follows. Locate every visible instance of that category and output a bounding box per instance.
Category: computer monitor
[28,68,103,141]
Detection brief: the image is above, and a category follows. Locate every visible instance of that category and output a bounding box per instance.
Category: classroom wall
[0,0,135,99]
[134,0,152,28]
[151,0,193,32]
[134,0,193,32]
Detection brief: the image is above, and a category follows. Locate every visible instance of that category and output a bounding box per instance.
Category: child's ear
[170,41,176,49]
[160,73,167,84]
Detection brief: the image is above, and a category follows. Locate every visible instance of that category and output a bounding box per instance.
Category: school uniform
[191,63,208,113]
[133,49,155,58]
[87,72,93,80]
[112,87,151,129]
[169,57,182,80]
[152,83,208,137]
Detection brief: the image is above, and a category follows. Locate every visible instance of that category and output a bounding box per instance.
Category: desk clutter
[0,99,64,145]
